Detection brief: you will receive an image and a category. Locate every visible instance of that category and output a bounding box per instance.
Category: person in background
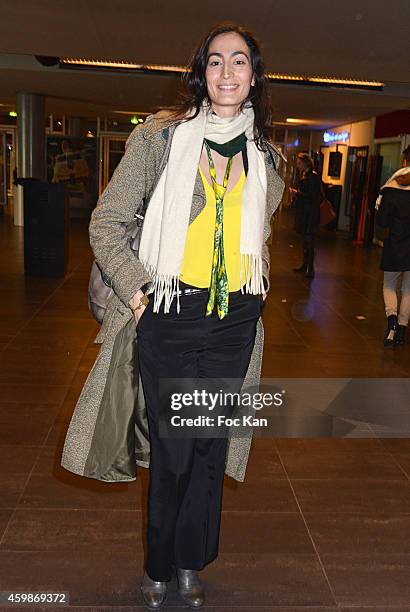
[376,145,410,347]
[289,152,322,278]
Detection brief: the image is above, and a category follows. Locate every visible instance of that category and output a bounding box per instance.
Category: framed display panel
[46,135,98,217]
[328,151,342,178]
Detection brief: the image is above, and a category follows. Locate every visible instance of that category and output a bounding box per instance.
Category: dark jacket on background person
[376,185,410,271]
[294,169,322,235]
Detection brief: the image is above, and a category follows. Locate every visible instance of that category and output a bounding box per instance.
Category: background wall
[320,118,375,230]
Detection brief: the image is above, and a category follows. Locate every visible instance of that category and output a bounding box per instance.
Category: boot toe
[140,572,168,609]
[140,589,167,609]
[179,587,205,608]
[177,569,205,608]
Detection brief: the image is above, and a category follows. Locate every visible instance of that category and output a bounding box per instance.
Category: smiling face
[205,31,255,118]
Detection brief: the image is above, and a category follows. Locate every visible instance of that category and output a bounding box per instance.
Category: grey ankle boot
[384,314,398,348]
[176,568,205,608]
[140,570,168,609]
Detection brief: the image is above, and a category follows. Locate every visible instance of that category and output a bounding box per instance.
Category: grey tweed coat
[60,113,285,483]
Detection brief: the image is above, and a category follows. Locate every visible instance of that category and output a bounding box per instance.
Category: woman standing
[290,153,322,278]
[376,147,410,348]
[61,22,284,609]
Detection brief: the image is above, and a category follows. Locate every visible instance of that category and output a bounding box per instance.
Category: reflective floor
[1,209,410,611]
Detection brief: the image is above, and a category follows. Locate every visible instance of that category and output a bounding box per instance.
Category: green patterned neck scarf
[204,140,233,320]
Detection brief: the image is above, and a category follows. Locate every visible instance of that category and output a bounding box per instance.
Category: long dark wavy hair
[161,22,272,150]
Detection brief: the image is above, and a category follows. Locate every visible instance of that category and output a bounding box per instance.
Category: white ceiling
[0,0,409,128]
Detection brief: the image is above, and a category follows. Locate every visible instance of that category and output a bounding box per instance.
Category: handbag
[319,198,336,226]
[88,122,175,324]
[319,181,336,227]
[87,206,146,324]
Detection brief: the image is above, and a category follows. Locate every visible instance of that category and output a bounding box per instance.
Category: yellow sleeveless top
[180,165,245,291]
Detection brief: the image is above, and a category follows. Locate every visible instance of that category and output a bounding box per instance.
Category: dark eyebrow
[207,50,249,60]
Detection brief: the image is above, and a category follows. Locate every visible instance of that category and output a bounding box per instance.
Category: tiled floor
[1,208,410,611]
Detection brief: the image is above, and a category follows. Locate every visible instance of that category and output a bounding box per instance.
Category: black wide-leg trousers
[137,285,261,582]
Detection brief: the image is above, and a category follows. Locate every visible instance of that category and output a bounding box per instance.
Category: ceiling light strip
[59,58,383,88]
[266,72,383,88]
[308,76,384,87]
[60,58,186,73]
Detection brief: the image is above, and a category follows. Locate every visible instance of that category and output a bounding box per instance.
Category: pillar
[15,92,45,226]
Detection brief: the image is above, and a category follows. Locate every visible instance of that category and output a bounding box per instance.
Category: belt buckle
[176,285,208,296]
[181,287,206,295]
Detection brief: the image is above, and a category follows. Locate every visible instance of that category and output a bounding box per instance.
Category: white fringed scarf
[138,101,267,313]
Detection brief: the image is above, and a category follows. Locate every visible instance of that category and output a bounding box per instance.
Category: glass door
[344,146,369,241]
[378,142,402,186]
[372,141,402,245]
[99,134,127,194]
[0,129,15,210]
[0,132,6,207]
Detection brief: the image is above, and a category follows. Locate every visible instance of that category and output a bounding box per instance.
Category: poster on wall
[328,151,342,178]
[47,136,98,217]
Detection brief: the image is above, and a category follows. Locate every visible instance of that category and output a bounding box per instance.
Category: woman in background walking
[289,153,322,278]
[376,146,410,347]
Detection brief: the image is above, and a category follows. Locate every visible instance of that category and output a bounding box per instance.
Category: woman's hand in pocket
[129,290,148,325]
[133,304,147,325]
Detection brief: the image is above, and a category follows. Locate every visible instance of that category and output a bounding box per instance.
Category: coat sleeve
[262,147,285,291]
[89,126,153,307]
[376,191,394,228]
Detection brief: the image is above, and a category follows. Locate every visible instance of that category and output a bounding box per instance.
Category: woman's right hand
[129,290,147,325]
[133,304,147,325]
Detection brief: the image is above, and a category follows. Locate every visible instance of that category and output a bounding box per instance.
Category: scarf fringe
[144,254,265,314]
[141,262,181,314]
[239,254,264,295]
[142,253,264,316]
